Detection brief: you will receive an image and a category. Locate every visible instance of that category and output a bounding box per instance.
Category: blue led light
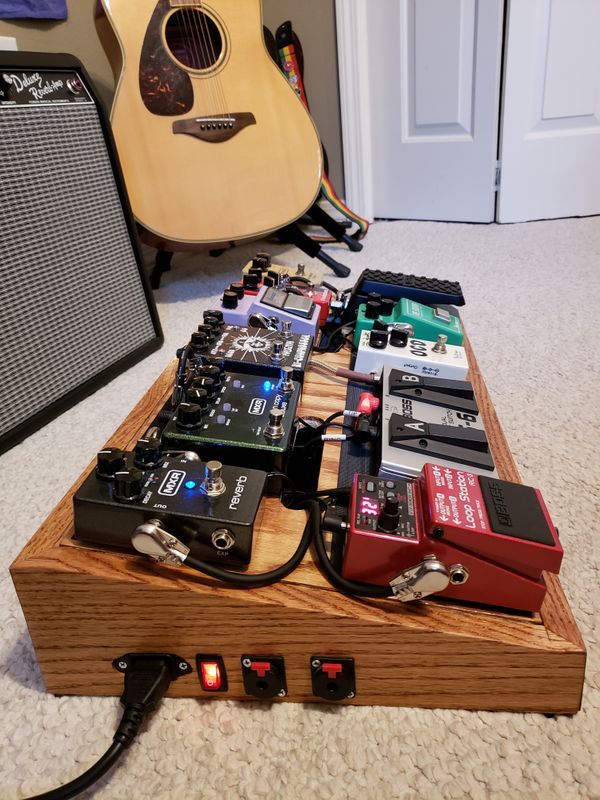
[263,381,272,391]
[185,480,196,489]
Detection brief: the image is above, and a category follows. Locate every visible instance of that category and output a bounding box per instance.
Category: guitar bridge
[173,113,256,143]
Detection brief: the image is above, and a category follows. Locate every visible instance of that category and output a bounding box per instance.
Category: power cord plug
[26,653,189,800]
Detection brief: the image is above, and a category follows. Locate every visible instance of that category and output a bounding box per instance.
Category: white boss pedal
[379,366,496,480]
[354,328,469,381]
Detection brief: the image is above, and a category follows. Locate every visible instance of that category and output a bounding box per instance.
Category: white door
[337,0,504,223]
[498,0,600,223]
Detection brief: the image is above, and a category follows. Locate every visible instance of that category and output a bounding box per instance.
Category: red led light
[199,661,222,691]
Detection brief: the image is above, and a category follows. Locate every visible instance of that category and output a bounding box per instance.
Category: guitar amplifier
[0,52,162,454]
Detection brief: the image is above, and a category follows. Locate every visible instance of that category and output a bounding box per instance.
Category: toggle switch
[196,655,227,692]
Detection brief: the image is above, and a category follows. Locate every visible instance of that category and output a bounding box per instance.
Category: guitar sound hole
[165,9,223,71]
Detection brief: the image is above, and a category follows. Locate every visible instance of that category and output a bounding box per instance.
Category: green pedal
[353,298,464,347]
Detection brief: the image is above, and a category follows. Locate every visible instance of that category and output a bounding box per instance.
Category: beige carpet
[1,218,599,799]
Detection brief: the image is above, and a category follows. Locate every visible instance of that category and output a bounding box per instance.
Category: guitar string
[197,0,229,120]
[192,0,224,118]
[177,5,199,108]
[184,4,218,117]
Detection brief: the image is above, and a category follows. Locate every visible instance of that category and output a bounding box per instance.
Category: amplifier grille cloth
[0,104,156,438]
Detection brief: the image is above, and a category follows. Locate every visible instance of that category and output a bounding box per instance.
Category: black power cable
[312,502,392,599]
[26,655,180,800]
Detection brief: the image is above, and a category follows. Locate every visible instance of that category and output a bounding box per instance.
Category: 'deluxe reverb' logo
[5,72,64,100]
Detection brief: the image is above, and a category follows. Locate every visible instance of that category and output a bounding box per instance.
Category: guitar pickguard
[139,0,193,117]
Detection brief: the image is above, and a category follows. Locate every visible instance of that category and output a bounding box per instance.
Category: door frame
[336,0,506,224]
[335,0,375,221]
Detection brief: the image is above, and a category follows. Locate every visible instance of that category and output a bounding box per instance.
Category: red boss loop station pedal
[341,464,563,612]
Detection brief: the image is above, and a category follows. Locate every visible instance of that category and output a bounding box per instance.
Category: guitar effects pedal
[249,286,321,337]
[207,324,313,382]
[160,370,301,474]
[74,449,267,566]
[380,366,496,479]
[339,464,562,612]
[354,329,469,381]
[242,254,325,287]
[345,269,466,320]
[353,298,464,348]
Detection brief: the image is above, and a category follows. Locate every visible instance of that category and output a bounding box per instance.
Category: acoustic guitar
[99,0,323,245]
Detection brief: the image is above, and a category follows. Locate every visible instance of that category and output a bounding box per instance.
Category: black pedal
[160,371,301,475]
[387,369,478,413]
[346,269,465,320]
[207,324,313,382]
[74,450,267,566]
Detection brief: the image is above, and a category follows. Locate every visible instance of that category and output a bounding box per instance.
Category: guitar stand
[149,249,173,290]
[148,199,357,289]
[276,222,351,278]
[306,202,363,253]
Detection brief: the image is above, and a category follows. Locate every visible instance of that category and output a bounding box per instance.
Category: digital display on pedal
[353,475,418,540]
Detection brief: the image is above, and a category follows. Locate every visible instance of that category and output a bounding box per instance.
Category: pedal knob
[277,366,295,394]
[134,438,162,469]
[243,273,260,290]
[367,291,382,304]
[203,356,225,375]
[253,254,270,271]
[378,496,401,532]
[196,364,222,388]
[96,447,125,480]
[203,315,220,333]
[193,376,216,400]
[176,402,203,429]
[190,331,208,352]
[296,263,306,276]
[222,290,239,309]
[114,469,144,502]
[372,318,388,332]
[380,297,395,316]
[229,281,245,298]
[255,252,272,268]
[203,309,224,326]
[365,300,382,320]
[270,339,285,363]
[185,387,209,412]
[196,323,216,343]
[389,328,409,348]
[201,460,226,497]
[265,408,285,439]
[369,329,389,349]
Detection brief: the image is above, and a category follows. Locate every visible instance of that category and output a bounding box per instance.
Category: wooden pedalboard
[10,341,586,713]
